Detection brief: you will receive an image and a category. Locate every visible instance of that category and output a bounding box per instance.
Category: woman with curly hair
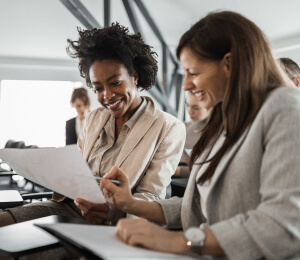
[0,24,185,231]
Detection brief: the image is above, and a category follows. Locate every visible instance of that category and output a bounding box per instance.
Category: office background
[0,0,299,148]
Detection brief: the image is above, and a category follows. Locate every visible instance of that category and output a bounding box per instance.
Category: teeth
[195,91,205,97]
[107,99,121,108]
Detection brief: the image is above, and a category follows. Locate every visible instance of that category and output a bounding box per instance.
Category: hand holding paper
[0,145,105,204]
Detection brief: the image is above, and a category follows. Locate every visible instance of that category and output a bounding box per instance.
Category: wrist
[122,196,136,214]
[184,226,206,256]
[175,232,190,254]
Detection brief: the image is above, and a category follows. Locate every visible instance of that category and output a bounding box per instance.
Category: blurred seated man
[278,57,300,87]
[173,91,210,177]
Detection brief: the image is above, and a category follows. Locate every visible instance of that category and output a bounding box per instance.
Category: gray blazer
[158,87,300,260]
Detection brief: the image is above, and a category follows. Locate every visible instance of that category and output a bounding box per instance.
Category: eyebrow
[91,73,122,85]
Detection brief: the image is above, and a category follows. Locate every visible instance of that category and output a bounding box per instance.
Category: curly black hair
[67,23,158,91]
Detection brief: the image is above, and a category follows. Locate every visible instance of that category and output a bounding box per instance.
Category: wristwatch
[184,227,206,255]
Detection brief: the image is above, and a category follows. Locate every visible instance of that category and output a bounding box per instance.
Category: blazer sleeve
[210,88,300,260]
[156,197,183,229]
[133,120,186,200]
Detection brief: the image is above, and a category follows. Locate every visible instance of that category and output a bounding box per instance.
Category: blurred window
[0,80,81,148]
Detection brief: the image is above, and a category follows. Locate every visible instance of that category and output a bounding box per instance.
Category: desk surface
[0,215,89,257]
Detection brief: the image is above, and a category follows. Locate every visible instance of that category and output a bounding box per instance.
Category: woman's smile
[104,98,124,111]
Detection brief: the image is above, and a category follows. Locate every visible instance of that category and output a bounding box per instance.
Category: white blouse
[75,116,84,138]
[196,131,226,218]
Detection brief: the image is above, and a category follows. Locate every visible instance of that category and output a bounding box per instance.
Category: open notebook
[36,223,207,260]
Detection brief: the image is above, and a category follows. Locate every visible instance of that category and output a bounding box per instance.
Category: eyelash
[93,87,103,94]
[111,81,121,86]
[92,81,122,93]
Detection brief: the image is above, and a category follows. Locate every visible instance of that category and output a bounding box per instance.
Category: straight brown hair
[177,11,291,185]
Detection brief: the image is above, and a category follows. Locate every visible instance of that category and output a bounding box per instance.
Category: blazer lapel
[206,126,251,213]
[83,110,111,161]
[181,163,202,229]
[116,109,156,166]
[181,127,251,228]
[181,147,212,229]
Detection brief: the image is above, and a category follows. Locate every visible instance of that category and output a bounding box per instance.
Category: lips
[104,98,123,111]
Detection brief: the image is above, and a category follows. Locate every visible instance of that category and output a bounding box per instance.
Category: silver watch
[184,227,206,255]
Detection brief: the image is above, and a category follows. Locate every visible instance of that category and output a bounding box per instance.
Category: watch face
[185,227,205,242]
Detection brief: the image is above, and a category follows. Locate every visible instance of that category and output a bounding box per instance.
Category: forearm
[123,199,166,224]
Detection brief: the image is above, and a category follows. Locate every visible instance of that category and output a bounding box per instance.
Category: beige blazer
[158,87,300,260]
[76,96,185,201]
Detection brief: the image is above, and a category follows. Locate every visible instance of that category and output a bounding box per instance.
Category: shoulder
[260,86,300,118]
[66,117,76,125]
[265,86,300,107]
[66,117,76,123]
[143,96,184,127]
[254,86,300,133]
[85,107,108,121]
[184,121,192,127]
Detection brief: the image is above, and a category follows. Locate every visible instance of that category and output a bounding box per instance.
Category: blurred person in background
[174,91,210,177]
[66,87,90,145]
[278,57,300,87]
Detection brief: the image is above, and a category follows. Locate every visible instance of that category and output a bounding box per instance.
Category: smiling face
[180,47,230,110]
[186,92,210,122]
[89,59,141,121]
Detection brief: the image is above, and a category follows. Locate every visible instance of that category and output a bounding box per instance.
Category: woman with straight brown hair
[100,11,300,259]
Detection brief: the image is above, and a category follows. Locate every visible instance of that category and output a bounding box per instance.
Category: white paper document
[0,145,105,203]
[38,223,201,260]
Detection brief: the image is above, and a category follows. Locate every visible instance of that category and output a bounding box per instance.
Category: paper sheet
[38,223,202,260]
[185,148,192,157]
[0,145,105,203]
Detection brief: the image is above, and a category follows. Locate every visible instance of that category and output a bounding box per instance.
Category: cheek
[193,76,207,89]
[188,108,193,115]
[213,82,226,100]
[97,93,103,103]
[127,83,138,94]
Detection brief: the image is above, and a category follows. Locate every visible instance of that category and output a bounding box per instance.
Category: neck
[115,96,143,135]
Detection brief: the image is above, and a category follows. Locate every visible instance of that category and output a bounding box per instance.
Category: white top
[196,131,226,218]
[75,116,84,138]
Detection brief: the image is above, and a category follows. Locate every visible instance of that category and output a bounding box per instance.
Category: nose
[182,76,194,92]
[103,86,115,100]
